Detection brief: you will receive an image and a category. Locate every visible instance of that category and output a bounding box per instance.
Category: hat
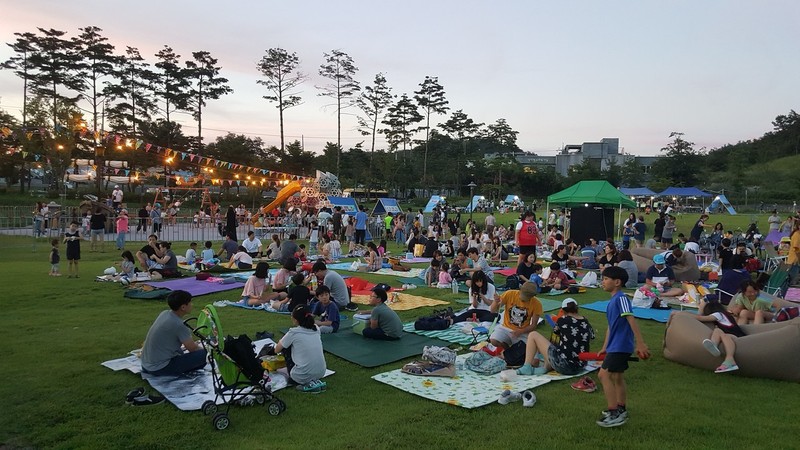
[561,298,577,309]
[114,185,119,188]
[154,203,161,208]
[653,254,666,264]
[372,283,392,292]
[520,282,538,301]
[120,209,128,214]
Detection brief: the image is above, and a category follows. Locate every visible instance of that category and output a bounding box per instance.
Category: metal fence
[0,208,386,251]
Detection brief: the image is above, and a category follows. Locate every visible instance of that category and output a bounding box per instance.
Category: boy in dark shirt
[286,273,312,313]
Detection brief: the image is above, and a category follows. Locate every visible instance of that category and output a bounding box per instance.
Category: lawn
[1,211,798,449]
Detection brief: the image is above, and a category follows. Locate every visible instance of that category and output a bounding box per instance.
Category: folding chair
[763,242,787,273]
[763,264,790,298]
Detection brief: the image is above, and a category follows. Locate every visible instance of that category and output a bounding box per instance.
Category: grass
[1,212,798,450]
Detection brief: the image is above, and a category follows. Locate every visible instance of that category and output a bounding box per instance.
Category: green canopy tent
[547,180,637,242]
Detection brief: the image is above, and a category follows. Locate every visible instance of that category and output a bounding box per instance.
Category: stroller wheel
[268,401,282,416]
[201,400,218,416]
[276,399,286,412]
[255,394,266,405]
[212,412,230,430]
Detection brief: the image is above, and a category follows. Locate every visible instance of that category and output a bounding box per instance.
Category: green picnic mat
[282,327,450,368]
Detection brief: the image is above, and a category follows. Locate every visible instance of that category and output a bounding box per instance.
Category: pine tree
[317,49,360,173]
[256,48,306,152]
[414,76,449,181]
[184,51,232,153]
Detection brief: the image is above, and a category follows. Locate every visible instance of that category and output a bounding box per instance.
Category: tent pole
[617,203,622,243]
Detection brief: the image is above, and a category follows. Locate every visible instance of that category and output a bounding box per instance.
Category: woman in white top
[230,246,254,269]
[452,271,498,323]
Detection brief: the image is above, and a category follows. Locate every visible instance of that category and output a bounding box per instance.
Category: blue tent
[371,198,403,216]
[463,195,484,212]
[657,187,712,197]
[619,187,656,197]
[423,195,443,213]
[327,196,359,215]
[707,194,737,215]
[504,194,522,203]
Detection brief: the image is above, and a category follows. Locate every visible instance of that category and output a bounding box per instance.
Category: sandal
[714,362,739,373]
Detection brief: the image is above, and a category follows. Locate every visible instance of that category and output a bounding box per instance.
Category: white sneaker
[522,390,536,407]
[702,339,721,357]
[497,389,522,405]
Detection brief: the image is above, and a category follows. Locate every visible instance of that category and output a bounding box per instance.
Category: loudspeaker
[569,207,614,245]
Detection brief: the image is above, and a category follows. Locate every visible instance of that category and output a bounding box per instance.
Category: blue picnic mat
[580,300,691,323]
[401,322,484,346]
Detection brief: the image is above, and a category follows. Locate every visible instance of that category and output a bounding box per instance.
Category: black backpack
[505,275,520,290]
[223,334,265,384]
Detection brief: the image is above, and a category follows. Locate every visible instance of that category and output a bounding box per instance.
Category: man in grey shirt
[311,260,357,311]
[141,290,206,375]
[360,288,403,340]
[279,234,300,265]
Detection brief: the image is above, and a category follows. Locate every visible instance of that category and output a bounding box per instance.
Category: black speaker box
[569,207,615,245]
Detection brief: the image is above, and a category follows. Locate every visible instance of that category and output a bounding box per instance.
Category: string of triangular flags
[0,127,311,188]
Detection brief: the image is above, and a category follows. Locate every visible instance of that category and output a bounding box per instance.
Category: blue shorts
[90,229,104,236]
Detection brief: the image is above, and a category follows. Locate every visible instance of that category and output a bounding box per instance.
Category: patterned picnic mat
[351,293,449,311]
[372,353,600,409]
[402,322,488,346]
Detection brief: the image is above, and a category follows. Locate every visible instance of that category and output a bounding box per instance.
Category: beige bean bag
[663,313,800,382]
[631,248,700,282]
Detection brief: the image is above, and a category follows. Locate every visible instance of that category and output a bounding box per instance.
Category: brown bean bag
[663,312,800,382]
[631,248,701,282]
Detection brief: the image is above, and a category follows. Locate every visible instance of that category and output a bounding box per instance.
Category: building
[490,137,660,178]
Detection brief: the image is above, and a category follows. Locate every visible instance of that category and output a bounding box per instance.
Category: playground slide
[253,181,302,223]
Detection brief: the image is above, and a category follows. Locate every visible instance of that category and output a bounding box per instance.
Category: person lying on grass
[274,304,327,390]
[517,298,595,376]
[488,281,543,349]
[353,287,403,340]
[240,262,286,307]
[141,290,207,376]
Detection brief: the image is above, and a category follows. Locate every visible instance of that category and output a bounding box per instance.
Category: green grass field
[1,210,798,449]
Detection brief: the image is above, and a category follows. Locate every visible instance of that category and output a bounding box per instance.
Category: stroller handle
[183,317,209,340]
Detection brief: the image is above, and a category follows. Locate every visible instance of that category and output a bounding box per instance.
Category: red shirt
[517,220,539,246]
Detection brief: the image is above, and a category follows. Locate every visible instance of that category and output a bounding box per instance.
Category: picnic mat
[400,257,432,263]
[402,322,490,346]
[580,300,682,323]
[371,353,600,408]
[314,330,450,368]
[326,262,424,278]
[140,277,245,297]
[101,339,334,411]
[494,268,517,276]
[351,293,449,311]
[217,300,291,314]
[123,287,174,299]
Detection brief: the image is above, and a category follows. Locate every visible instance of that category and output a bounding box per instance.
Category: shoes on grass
[497,389,522,405]
[597,409,627,427]
[571,376,597,393]
[702,339,721,357]
[715,362,739,373]
[130,394,165,406]
[297,379,326,393]
[344,302,359,312]
[125,387,146,404]
[522,390,536,407]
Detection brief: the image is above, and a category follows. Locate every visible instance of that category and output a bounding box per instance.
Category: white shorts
[490,325,528,347]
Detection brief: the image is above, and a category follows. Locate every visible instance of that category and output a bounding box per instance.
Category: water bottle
[451,282,459,294]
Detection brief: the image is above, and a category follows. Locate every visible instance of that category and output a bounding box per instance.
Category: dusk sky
[1,0,798,156]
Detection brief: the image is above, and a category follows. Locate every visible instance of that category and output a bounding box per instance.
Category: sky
[1,0,799,157]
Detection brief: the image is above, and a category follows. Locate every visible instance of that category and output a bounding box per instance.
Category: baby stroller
[187,304,285,430]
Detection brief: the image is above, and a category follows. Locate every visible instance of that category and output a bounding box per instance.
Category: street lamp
[467,181,477,224]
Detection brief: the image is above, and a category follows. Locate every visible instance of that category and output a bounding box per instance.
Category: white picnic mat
[371,353,599,409]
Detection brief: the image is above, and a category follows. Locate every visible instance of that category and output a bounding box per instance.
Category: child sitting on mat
[437,262,453,288]
[353,287,403,340]
[241,262,286,307]
[274,304,327,391]
[311,285,340,334]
